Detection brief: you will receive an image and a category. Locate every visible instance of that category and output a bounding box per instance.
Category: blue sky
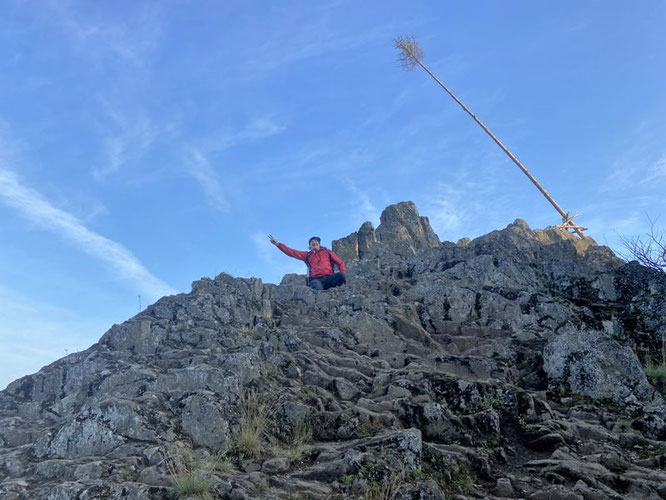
[1,0,665,388]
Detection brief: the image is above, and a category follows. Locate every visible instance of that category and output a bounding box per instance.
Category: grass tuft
[162,446,213,499]
[645,362,666,385]
[364,468,405,500]
[175,475,212,498]
[230,389,274,461]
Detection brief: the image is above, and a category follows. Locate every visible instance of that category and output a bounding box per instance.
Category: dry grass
[162,446,213,499]
[230,388,280,461]
[365,468,405,500]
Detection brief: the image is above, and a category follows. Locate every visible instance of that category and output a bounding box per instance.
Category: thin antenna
[395,35,587,238]
[138,294,142,312]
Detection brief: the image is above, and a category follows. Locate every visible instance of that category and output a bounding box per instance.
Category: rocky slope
[1,201,665,500]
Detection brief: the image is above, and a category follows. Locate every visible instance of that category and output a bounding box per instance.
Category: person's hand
[268,234,278,246]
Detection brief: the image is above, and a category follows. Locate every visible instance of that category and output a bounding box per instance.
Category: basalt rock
[1,201,665,499]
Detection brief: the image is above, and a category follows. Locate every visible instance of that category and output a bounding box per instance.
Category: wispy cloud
[0,168,176,299]
[424,183,464,237]
[185,148,229,211]
[585,212,643,238]
[199,118,286,154]
[601,121,666,193]
[342,177,380,226]
[640,153,666,184]
[251,231,275,264]
[43,0,164,67]
[250,231,304,284]
[240,23,393,79]
[94,105,158,180]
[185,118,285,209]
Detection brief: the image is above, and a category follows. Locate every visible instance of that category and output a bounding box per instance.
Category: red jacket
[277,243,346,278]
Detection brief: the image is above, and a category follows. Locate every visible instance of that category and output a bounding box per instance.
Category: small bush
[364,472,404,500]
[480,393,502,410]
[355,417,385,438]
[162,446,213,499]
[617,419,632,431]
[175,474,212,498]
[450,463,476,495]
[268,418,313,461]
[646,363,666,385]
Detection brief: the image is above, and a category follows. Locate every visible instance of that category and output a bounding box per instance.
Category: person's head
[308,236,321,251]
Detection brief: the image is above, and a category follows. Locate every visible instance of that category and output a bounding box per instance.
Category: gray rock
[543,327,663,407]
[495,477,515,497]
[261,457,290,474]
[1,201,666,500]
[529,485,584,500]
[180,394,229,449]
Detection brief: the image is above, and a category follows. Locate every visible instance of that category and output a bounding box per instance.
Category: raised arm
[268,234,308,261]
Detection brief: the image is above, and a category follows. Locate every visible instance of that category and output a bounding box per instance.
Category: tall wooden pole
[395,36,586,239]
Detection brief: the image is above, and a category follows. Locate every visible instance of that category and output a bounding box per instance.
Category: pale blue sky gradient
[2,1,666,388]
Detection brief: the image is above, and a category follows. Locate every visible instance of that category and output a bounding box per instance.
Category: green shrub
[364,467,405,500]
[645,363,666,384]
[450,463,475,495]
[355,416,385,438]
[268,417,313,461]
[162,446,213,499]
[174,474,212,498]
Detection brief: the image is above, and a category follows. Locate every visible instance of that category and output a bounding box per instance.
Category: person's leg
[308,277,324,290]
[322,272,346,290]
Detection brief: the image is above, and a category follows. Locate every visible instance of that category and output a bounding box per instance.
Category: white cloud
[184,118,286,209]
[641,154,666,184]
[241,26,386,78]
[251,232,276,264]
[342,177,380,226]
[44,1,163,67]
[198,118,286,154]
[94,105,159,180]
[425,183,464,235]
[600,120,666,193]
[185,148,229,211]
[0,168,176,300]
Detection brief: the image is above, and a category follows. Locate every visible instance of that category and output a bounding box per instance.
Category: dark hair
[308,236,321,245]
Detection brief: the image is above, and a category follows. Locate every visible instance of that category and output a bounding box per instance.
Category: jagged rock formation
[333,201,441,263]
[1,201,666,500]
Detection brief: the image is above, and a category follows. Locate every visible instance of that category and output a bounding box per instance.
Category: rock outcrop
[1,201,665,500]
[332,201,440,263]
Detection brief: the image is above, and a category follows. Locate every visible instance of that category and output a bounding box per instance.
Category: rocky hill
[1,201,665,499]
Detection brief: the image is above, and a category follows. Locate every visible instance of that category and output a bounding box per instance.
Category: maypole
[395,35,587,238]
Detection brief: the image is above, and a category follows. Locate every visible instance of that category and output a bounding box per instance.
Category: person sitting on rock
[268,234,347,290]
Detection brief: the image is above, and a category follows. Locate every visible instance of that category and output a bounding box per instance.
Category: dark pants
[308,272,346,291]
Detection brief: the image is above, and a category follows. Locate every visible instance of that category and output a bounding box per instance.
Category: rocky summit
[1,201,666,500]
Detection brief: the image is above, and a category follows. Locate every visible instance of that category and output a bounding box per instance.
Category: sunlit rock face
[1,201,665,500]
[333,200,440,262]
